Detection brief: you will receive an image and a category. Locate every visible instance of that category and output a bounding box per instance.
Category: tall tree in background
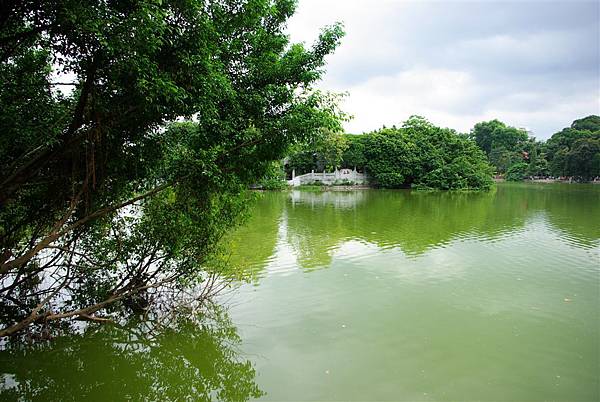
[0,0,344,337]
[470,120,529,174]
[286,127,349,174]
[546,115,600,179]
[470,115,600,181]
[340,134,368,170]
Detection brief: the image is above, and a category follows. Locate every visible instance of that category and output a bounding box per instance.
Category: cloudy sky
[286,0,600,139]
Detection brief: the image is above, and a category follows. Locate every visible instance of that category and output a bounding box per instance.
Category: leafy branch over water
[0,0,345,337]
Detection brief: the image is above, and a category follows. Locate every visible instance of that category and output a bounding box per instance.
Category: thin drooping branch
[0,272,182,338]
[0,265,72,337]
[0,180,173,275]
[0,185,84,275]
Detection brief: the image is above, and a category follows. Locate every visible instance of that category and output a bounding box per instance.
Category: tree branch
[0,54,100,203]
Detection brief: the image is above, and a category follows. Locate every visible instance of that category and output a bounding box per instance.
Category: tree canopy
[470,120,530,174]
[363,117,493,189]
[285,116,493,190]
[469,115,600,181]
[545,116,600,180]
[286,127,349,174]
[0,0,344,337]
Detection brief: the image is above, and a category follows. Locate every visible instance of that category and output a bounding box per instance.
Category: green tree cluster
[470,120,530,174]
[258,161,289,190]
[286,116,493,190]
[340,134,368,169]
[364,117,493,189]
[286,126,349,174]
[0,0,344,336]
[545,116,600,180]
[505,162,529,182]
[471,116,600,181]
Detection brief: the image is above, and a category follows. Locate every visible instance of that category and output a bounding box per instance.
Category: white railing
[287,168,367,187]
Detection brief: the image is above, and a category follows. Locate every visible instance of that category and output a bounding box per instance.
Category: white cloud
[339,68,479,132]
[339,68,599,135]
[286,0,600,138]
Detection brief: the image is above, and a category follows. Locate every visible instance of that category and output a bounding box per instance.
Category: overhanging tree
[0,0,344,337]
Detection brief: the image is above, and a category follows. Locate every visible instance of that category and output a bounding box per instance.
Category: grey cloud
[288,0,600,138]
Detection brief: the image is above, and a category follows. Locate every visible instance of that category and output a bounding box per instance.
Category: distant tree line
[471,115,600,182]
[283,115,600,188]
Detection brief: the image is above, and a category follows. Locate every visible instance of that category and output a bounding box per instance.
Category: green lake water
[1,183,599,401]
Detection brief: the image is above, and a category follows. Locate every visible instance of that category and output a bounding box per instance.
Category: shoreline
[495,178,600,184]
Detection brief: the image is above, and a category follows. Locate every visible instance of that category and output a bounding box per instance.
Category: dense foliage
[340,134,368,169]
[363,117,493,189]
[286,116,493,190]
[545,116,600,180]
[471,116,600,181]
[505,162,528,182]
[471,120,529,172]
[258,162,289,190]
[285,126,349,174]
[0,0,344,336]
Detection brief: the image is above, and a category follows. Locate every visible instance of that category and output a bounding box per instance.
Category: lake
[1,183,599,401]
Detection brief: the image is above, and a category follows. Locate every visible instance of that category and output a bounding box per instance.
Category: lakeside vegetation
[285,116,493,190]
[282,115,600,189]
[1,1,599,400]
[472,115,600,181]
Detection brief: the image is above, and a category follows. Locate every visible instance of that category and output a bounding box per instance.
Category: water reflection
[2,185,596,401]
[225,184,599,401]
[221,192,285,278]
[226,183,600,273]
[0,306,263,402]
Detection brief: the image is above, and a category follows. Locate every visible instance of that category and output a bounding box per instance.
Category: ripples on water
[233,185,599,278]
[2,183,597,401]
[224,183,599,401]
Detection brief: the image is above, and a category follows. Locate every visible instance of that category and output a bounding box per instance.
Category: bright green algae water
[1,183,599,401]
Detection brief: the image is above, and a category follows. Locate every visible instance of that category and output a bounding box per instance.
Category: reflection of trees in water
[518,183,600,247]
[221,192,285,281]
[0,305,263,402]
[289,190,366,209]
[293,185,600,269]
[285,189,518,268]
[221,185,599,273]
